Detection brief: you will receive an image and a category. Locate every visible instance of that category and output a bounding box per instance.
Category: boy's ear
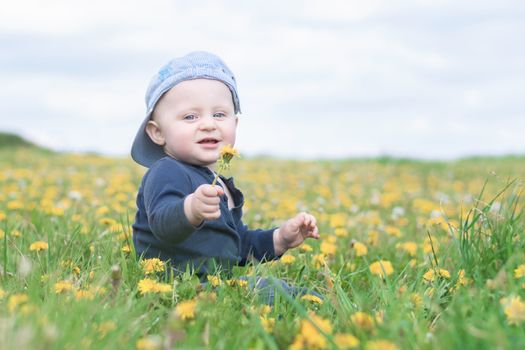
[145,120,165,146]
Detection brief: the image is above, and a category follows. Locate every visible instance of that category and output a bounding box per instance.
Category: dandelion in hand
[212,144,240,186]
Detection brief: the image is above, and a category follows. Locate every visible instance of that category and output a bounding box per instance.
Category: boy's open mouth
[198,138,220,144]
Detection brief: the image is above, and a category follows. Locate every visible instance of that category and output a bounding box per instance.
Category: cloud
[1,0,524,159]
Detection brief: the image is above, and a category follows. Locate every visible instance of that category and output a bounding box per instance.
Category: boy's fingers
[200,185,224,197]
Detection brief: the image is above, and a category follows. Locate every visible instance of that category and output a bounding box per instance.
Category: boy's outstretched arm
[273,212,320,256]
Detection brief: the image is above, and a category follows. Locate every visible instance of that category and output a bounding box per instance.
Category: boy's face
[146,79,238,169]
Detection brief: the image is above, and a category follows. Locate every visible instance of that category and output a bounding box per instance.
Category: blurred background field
[0,132,524,349]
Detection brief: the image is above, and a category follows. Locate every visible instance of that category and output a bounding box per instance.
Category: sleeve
[143,159,204,244]
[238,222,281,265]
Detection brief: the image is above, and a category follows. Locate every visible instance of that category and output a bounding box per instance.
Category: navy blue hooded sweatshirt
[132,157,278,276]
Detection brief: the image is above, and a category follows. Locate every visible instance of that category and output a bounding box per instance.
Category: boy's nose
[198,115,217,130]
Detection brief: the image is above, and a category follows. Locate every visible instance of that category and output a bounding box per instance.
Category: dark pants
[202,276,323,305]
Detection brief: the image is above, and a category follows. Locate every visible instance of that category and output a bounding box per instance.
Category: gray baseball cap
[131,51,241,167]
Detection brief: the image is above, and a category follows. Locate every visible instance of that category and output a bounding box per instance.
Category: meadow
[1,144,524,349]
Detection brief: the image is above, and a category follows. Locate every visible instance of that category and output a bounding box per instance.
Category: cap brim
[130,113,167,167]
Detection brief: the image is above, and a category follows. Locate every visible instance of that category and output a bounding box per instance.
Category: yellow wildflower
[260,315,275,333]
[366,339,399,350]
[290,312,332,350]
[226,279,248,288]
[122,244,131,253]
[76,289,95,301]
[320,241,336,255]
[423,268,450,282]
[281,255,296,264]
[352,241,368,256]
[212,144,240,185]
[0,211,5,221]
[207,275,222,286]
[300,243,313,252]
[395,241,417,256]
[97,320,116,339]
[175,299,197,320]
[335,228,348,237]
[140,258,165,274]
[54,280,74,294]
[384,226,402,237]
[313,254,326,269]
[29,241,49,252]
[514,264,525,279]
[11,230,22,237]
[8,293,29,312]
[334,333,360,349]
[500,295,525,325]
[301,294,323,304]
[0,288,5,299]
[136,336,162,350]
[410,293,423,308]
[350,312,375,331]
[369,260,394,278]
[138,278,172,295]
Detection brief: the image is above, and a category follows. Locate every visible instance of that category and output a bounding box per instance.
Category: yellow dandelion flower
[352,241,368,256]
[260,315,275,333]
[334,333,360,349]
[226,279,248,288]
[121,244,131,253]
[384,226,402,237]
[138,278,157,294]
[175,299,197,320]
[334,228,348,237]
[54,280,74,294]
[365,339,399,350]
[8,293,29,312]
[369,260,394,278]
[281,255,296,264]
[395,241,417,256]
[514,264,525,279]
[291,312,332,350]
[410,293,423,308]
[350,312,375,331]
[11,230,22,237]
[76,289,95,301]
[300,243,313,252]
[136,336,162,350]
[320,241,336,255]
[29,241,49,252]
[500,295,525,325]
[212,144,240,185]
[423,268,450,282]
[0,211,5,221]
[97,320,116,339]
[207,275,222,286]
[301,294,323,304]
[140,258,165,274]
[313,254,326,269]
[155,283,172,293]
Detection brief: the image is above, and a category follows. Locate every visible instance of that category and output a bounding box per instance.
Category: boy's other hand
[184,184,225,226]
[273,212,319,256]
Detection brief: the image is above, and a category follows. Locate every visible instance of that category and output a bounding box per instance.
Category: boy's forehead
[158,79,235,109]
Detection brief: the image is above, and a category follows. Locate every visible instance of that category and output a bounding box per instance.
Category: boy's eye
[183,114,196,120]
[213,112,226,118]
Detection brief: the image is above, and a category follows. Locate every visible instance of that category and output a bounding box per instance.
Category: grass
[0,147,524,349]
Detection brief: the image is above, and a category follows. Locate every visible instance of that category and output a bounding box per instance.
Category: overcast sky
[1,0,524,160]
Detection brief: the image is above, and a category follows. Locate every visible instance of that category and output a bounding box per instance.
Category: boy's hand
[184,184,224,226]
[273,212,319,256]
